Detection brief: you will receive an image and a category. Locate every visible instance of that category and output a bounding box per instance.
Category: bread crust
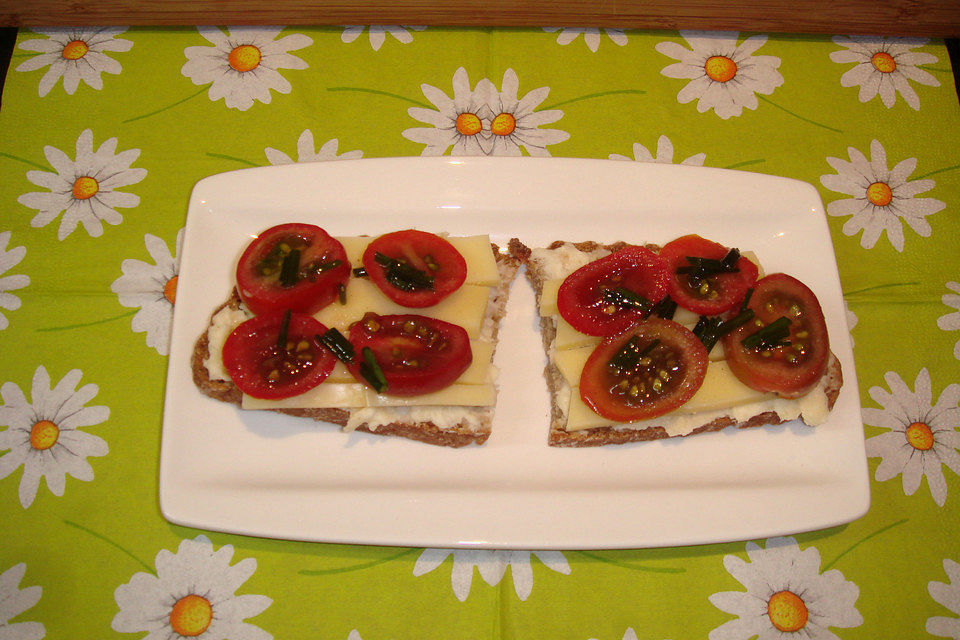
[192,242,520,448]
[509,238,844,447]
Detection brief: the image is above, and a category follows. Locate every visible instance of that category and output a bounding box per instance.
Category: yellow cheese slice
[325,340,492,385]
[242,383,368,410]
[540,278,562,317]
[365,383,496,407]
[554,316,602,350]
[563,360,777,431]
[314,278,489,339]
[555,346,591,385]
[335,235,499,286]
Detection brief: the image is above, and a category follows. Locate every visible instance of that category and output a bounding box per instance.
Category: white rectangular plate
[160,157,870,549]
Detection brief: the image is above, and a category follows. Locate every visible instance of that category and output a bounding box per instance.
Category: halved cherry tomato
[362,230,467,308]
[557,245,669,336]
[222,311,336,400]
[723,273,829,397]
[236,223,350,316]
[659,234,758,315]
[348,313,472,396]
[580,317,708,422]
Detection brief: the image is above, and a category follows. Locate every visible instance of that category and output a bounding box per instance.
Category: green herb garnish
[352,266,368,277]
[609,335,642,370]
[359,346,388,393]
[692,308,755,352]
[601,287,651,313]
[652,295,677,320]
[374,252,434,292]
[676,248,741,286]
[337,282,347,304]
[318,328,354,363]
[279,249,301,287]
[276,309,292,349]
[741,316,792,350]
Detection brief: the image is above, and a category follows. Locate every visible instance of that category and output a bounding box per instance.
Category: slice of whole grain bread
[193,242,521,448]
[508,238,843,447]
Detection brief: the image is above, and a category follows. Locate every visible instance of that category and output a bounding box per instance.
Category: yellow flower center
[164,275,179,305]
[72,176,99,200]
[491,113,517,137]
[866,181,893,207]
[61,40,89,60]
[705,55,738,82]
[228,44,262,72]
[871,51,897,73]
[906,421,935,451]
[455,112,483,136]
[767,590,809,633]
[169,594,213,637]
[30,420,60,450]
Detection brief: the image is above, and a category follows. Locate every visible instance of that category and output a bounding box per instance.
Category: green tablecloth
[2,26,959,639]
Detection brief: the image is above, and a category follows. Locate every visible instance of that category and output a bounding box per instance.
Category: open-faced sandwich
[509,235,843,447]
[193,223,521,447]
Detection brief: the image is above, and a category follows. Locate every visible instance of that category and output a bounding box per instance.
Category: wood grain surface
[3,0,960,36]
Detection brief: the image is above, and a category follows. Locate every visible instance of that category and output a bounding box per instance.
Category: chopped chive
[609,335,642,370]
[352,266,368,277]
[652,295,677,320]
[277,309,292,349]
[313,259,342,273]
[601,287,651,312]
[374,252,434,291]
[279,249,301,287]
[741,316,792,350]
[359,346,388,393]
[639,338,660,358]
[676,248,741,286]
[740,288,754,313]
[337,282,347,304]
[318,328,354,363]
[693,308,755,352]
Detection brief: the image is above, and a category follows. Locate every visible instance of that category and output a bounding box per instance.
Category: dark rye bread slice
[192,242,521,448]
[508,238,843,448]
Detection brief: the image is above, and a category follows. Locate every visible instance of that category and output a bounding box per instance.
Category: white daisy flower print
[15,27,132,97]
[938,282,960,360]
[844,300,858,348]
[863,368,960,506]
[413,548,570,601]
[484,68,570,156]
[709,536,862,639]
[17,129,147,240]
[656,31,784,119]
[588,628,640,640]
[0,563,45,640]
[264,130,363,165]
[110,229,184,355]
[181,27,313,111]
[112,535,272,639]
[0,231,30,331]
[543,27,627,52]
[609,135,706,166]
[928,559,960,638]
[403,67,495,156]
[340,25,425,51]
[820,139,945,251]
[830,36,940,110]
[0,366,109,509]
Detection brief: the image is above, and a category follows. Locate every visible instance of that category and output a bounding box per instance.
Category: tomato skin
[557,245,669,337]
[659,234,758,315]
[222,312,336,400]
[348,313,472,396]
[723,273,829,397]
[362,230,467,308]
[580,317,708,422]
[236,223,350,316]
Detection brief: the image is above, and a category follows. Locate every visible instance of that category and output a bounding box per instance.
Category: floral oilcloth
[1,25,959,640]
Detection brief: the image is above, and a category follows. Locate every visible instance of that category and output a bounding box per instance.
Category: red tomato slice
[723,273,830,397]
[362,230,467,308]
[557,245,669,336]
[348,313,472,396]
[236,223,350,316]
[580,317,708,422]
[659,234,758,315]
[222,311,336,400]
